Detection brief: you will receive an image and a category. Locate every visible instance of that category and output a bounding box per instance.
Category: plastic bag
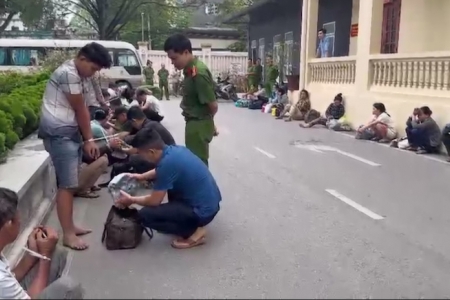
[108,173,140,202]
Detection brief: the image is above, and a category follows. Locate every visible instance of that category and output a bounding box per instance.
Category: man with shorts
[116,127,221,249]
[38,42,112,250]
[164,34,218,166]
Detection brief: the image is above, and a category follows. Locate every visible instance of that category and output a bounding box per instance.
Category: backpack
[101,206,153,250]
[248,99,264,110]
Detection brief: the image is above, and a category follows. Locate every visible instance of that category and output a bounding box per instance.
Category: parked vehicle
[215,76,238,101]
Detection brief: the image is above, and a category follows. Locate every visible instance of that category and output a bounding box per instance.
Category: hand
[36,227,59,257]
[83,140,100,159]
[115,190,134,208]
[213,125,219,137]
[122,172,144,181]
[27,228,41,253]
[109,138,122,149]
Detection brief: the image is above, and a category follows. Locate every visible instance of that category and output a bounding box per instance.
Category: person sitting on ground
[300,93,344,128]
[108,83,119,98]
[0,188,84,299]
[135,88,164,122]
[405,106,441,154]
[441,121,450,162]
[355,102,397,142]
[277,89,311,121]
[115,127,221,249]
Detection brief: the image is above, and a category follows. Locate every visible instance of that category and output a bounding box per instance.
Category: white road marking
[334,132,354,139]
[295,144,381,166]
[325,189,384,220]
[254,146,276,159]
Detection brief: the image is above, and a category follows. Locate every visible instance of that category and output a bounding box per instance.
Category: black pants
[138,192,218,239]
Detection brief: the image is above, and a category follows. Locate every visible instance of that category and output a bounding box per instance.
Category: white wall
[190,38,239,50]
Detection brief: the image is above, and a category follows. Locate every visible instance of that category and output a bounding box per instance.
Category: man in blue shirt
[115,127,221,249]
[316,28,331,58]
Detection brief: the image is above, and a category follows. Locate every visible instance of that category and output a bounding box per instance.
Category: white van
[0,39,145,88]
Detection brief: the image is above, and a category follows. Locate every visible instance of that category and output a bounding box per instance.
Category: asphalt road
[51,99,450,299]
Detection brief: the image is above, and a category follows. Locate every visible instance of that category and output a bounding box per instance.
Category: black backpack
[101,206,153,250]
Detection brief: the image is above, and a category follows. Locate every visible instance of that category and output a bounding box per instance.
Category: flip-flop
[75,191,99,199]
[171,237,206,249]
[91,186,102,192]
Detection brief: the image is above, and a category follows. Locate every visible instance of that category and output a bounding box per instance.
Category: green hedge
[0,71,50,160]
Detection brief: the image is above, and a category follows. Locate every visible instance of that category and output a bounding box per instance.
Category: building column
[301,0,319,88]
[354,0,383,91]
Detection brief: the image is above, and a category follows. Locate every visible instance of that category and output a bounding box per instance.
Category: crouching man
[0,188,83,299]
[115,127,221,249]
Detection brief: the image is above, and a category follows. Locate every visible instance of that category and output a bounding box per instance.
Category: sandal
[91,186,101,192]
[171,236,206,249]
[75,191,99,199]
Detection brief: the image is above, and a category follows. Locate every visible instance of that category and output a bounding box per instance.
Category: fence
[138,47,248,83]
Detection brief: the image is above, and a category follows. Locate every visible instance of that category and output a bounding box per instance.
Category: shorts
[43,137,82,189]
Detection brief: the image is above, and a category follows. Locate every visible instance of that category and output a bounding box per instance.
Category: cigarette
[22,247,51,261]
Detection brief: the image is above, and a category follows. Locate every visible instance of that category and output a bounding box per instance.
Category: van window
[117,50,139,67]
[10,48,45,66]
[0,48,7,65]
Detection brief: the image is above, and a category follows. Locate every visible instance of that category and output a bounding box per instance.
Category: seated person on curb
[442,122,450,162]
[406,106,441,154]
[355,102,397,142]
[277,89,311,121]
[135,88,164,122]
[115,128,221,249]
[300,93,345,128]
[0,188,84,299]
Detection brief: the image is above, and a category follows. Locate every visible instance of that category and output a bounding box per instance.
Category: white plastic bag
[108,173,140,202]
[264,103,273,114]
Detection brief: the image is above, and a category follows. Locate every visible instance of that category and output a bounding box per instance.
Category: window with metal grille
[258,38,265,81]
[205,3,219,15]
[284,31,294,80]
[251,40,257,61]
[381,0,401,54]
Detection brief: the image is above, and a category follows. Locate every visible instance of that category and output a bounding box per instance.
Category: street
[59,99,450,299]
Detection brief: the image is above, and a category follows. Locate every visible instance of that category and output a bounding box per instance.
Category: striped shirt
[0,254,30,299]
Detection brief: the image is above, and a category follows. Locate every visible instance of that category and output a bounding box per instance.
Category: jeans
[43,137,82,189]
[138,191,218,239]
[405,126,437,153]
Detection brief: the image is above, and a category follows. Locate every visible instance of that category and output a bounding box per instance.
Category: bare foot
[63,234,89,251]
[74,227,92,236]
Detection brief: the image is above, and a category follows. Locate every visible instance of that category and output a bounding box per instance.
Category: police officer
[163,34,218,166]
[144,60,154,86]
[246,59,257,91]
[264,55,279,97]
[158,63,170,100]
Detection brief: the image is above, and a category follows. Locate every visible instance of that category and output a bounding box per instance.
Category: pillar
[302,0,319,88]
[201,43,212,70]
[354,0,383,91]
[137,41,149,64]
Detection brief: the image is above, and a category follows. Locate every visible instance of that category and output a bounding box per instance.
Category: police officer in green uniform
[164,34,218,166]
[158,63,170,100]
[264,55,279,97]
[144,60,155,86]
[246,59,257,91]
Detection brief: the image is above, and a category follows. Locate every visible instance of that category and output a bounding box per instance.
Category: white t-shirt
[107,88,117,97]
[145,95,164,116]
[129,100,140,107]
[0,254,30,299]
[376,112,397,138]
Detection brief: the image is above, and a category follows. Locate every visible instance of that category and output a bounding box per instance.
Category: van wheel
[116,80,132,89]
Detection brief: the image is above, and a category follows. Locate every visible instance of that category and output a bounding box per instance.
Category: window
[284,32,294,81]
[322,22,335,57]
[205,3,219,15]
[251,40,257,61]
[10,48,45,66]
[381,0,401,54]
[116,50,139,67]
[0,48,6,66]
[273,34,282,81]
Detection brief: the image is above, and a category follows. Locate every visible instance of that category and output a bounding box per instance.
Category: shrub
[0,71,49,160]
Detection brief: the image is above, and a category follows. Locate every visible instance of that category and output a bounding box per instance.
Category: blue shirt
[153,145,222,218]
[317,36,330,58]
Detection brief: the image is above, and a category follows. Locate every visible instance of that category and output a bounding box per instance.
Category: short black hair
[113,106,128,118]
[135,88,148,97]
[318,28,327,34]
[101,88,110,97]
[131,127,165,150]
[0,188,18,228]
[78,42,112,69]
[94,109,107,121]
[164,34,192,54]
[420,106,433,116]
[127,106,146,121]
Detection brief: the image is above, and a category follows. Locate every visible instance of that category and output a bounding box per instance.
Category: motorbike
[215,76,238,102]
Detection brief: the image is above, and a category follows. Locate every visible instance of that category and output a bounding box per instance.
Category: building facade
[298,0,450,134]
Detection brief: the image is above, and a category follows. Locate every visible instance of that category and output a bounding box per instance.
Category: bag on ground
[101,206,153,250]
[304,109,321,123]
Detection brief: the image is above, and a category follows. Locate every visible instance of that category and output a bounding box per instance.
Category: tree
[218,0,249,52]
[56,0,205,41]
[0,0,49,33]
